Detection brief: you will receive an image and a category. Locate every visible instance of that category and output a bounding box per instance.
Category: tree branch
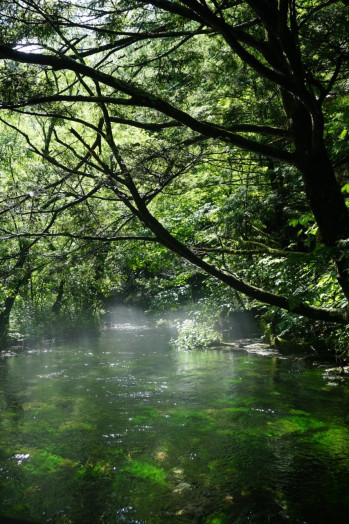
[0,46,297,164]
[114,156,347,324]
[2,98,289,138]
[194,244,312,259]
[0,232,158,243]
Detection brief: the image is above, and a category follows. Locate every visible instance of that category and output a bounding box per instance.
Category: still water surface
[0,308,349,523]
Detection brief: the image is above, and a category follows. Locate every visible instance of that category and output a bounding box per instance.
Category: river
[0,307,348,523]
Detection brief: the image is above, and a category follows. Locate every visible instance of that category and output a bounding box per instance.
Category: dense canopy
[0,1,349,344]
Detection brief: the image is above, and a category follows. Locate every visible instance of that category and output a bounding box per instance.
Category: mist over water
[104,305,152,331]
[0,307,348,523]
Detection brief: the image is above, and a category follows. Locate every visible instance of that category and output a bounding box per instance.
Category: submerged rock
[172,481,192,494]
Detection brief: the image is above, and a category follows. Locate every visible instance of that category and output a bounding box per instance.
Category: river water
[0,308,348,523]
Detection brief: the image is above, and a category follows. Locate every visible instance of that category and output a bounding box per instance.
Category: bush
[171,318,222,351]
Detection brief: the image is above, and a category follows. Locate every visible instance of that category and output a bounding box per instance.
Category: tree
[0,0,348,328]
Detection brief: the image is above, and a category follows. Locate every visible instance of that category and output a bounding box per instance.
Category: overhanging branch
[0,46,297,164]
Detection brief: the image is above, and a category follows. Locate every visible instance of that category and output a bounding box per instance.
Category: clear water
[0,308,349,523]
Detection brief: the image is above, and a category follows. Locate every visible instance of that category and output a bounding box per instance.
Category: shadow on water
[0,518,40,524]
[0,307,349,523]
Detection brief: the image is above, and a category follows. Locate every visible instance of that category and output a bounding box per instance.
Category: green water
[0,309,349,523]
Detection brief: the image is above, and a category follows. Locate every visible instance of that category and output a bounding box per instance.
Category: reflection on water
[0,308,349,523]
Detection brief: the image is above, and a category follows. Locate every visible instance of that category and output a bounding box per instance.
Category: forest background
[0,0,349,356]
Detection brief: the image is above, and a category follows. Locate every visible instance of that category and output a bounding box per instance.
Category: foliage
[171,316,222,351]
[0,1,349,347]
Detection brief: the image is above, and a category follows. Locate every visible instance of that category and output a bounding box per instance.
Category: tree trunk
[300,152,349,301]
[0,244,30,348]
[282,91,349,301]
[52,280,65,317]
[0,296,15,346]
[122,179,347,323]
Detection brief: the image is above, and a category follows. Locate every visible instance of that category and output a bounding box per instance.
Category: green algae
[20,450,78,476]
[266,415,324,437]
[122,460,168,486]
[205,512,229,524]
[76,460,114,479]
[1,327,349,523]
[311,427,349,460]
[59,421,95,432]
